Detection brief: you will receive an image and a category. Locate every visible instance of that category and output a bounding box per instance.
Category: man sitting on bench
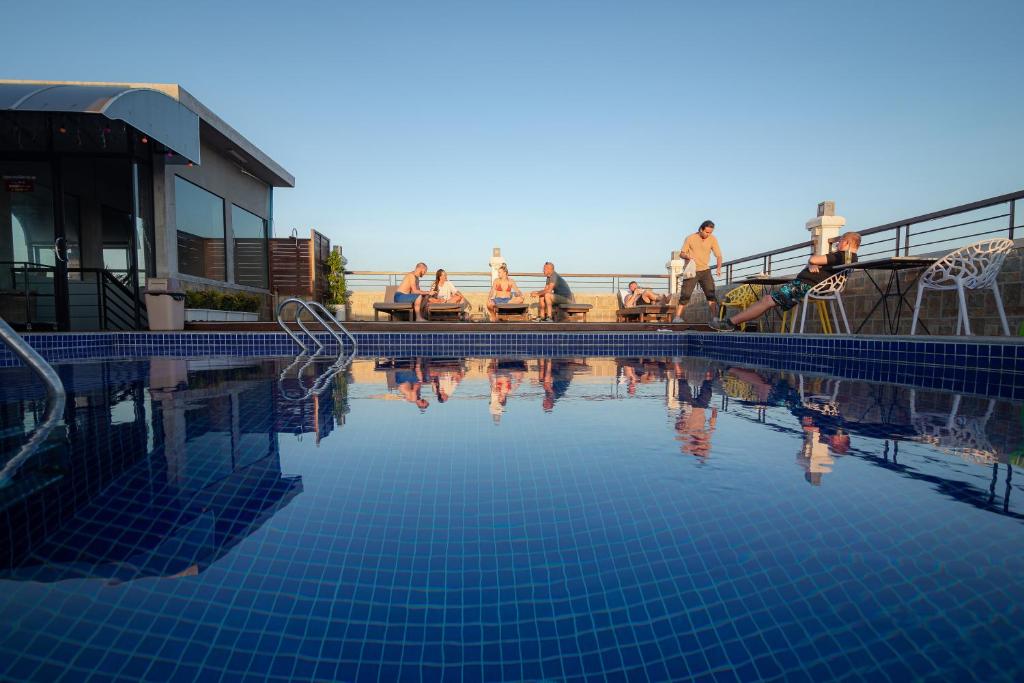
[531,261,573,322]
[396,262,432,321]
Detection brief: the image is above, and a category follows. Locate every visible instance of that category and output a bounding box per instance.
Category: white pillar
[667,250,684,293]
[489,247,504,282]
[806,200,846,256]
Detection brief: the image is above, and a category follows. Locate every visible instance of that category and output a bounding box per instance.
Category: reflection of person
[487,264,524,321]
[798,415,850,485]
[488,359,525,422]
[396,262,433,321]
[427,269,465,305]
[712,232,861,331]
[425,361,464,404]
[619,358,666,396]
[675,372,717,457]
[674,220,723,323]
[538,358,574,411]
[531,262,573,322]
[395,361,429,411]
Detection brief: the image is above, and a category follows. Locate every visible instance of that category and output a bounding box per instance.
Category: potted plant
[185,289,262,322]
[325,249,349,321]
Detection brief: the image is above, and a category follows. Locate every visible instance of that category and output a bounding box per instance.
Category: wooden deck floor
[185,321,712,333]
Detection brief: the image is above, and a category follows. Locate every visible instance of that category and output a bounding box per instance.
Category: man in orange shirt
[674,220,723,323]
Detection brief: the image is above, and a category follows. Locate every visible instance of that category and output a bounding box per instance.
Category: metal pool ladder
[276,298,358,354]
[0,315,66,487]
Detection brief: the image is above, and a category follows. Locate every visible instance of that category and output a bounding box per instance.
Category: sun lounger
[553,299,592,322]
[615,290,674,322]
[424,300,469,321]
[494,302,530,322]
[373,286,415,321]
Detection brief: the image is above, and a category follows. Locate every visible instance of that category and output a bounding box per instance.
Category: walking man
[674,220,723,323]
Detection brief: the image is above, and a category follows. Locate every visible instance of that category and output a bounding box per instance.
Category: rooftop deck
[186,321,711,333]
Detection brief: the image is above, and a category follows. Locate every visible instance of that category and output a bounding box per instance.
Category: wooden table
[844,256,938,334]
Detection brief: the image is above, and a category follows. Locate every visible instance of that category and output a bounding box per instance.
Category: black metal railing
[723,189,1023,284]
[345,271,671,294]
[1,261,146,330]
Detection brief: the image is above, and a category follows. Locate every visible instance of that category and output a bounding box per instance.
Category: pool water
[1,355,1022,682]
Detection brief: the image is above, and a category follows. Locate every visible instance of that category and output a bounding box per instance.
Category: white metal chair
[910,238,1014,336]
[791,270,851,334]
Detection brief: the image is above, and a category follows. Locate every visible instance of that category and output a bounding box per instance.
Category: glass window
[231,204,268,289]
[175,176,225,281]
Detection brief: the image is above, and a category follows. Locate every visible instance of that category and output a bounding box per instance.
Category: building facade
[0,80,294,330]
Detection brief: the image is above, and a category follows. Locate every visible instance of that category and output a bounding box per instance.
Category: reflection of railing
[346,271,671,294]
[722,189,1023,284]
[278,352,355,402]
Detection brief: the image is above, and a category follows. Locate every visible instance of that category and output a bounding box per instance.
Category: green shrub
[185,289,261,312]
[325,250,348,306]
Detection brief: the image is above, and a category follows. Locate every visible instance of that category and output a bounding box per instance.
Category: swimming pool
[1,353,1022,681]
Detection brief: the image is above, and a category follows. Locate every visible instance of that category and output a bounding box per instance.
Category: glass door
[0,160,63,330]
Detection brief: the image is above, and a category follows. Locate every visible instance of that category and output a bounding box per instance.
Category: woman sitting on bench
[427,269,465,305]
[486,264,524,322]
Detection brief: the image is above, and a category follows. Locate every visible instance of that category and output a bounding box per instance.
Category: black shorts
[679,269,716,303]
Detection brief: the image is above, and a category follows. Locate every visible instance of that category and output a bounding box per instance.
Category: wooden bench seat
[373,285,415,321]
[494,302,530,322]
[615,291,676,323]
[424,301,468,321]
[553,302,592,322]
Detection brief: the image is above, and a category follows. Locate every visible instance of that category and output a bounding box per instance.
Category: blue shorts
[395,369,418,384]
[770,279,813,311]
[493,297,512,304]
[394,292,418,303]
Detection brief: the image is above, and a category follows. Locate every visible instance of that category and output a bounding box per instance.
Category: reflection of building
[1,80,294,330]
[0,360,302,581]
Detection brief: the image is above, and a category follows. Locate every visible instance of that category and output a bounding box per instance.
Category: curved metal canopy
[0,83,200,163]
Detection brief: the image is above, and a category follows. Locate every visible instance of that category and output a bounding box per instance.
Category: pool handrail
[0,315,66,487]
[276,298,358,355]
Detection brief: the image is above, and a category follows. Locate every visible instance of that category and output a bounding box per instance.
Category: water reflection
[366,356,1022,513]
[673,365,718,458]
[0,358,314,580]
[1,354,1022,585]
[487,359,525,423]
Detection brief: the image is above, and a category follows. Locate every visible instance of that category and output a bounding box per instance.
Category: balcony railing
[346,271,671,295]
[721,189,1023,284]
[346,189,1022,294]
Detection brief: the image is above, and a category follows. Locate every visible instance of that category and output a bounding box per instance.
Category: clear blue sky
[3,0,1022,273]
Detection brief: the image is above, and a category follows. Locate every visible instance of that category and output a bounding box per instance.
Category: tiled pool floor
[1,356,1022,681]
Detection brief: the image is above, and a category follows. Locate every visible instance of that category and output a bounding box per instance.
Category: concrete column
[489,247,504,282]
[667,250,684,293]
[806,200,846,256]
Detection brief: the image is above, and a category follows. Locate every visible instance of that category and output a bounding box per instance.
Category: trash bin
[145,277,185,331]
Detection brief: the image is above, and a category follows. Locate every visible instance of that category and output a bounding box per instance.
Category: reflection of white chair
[798,375,841,416]
[792,270,851,334]
[909,390,997,463]
[910,238,1014,336]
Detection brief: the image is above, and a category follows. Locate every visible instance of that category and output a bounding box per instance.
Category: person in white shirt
[427,269,465,304]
